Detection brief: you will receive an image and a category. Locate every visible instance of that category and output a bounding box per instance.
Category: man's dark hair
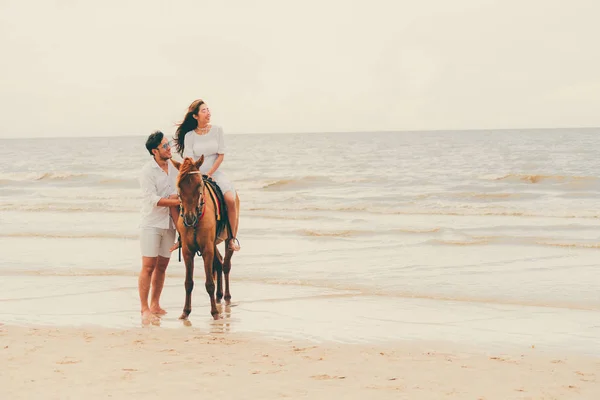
[145,131,164,156]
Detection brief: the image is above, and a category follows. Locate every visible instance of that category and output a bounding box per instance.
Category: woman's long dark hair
[174,99,204,156]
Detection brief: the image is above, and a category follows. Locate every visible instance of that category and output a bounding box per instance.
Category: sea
[1,129,599,355]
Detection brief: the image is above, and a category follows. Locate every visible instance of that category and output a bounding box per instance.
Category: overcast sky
[1,0,598,138]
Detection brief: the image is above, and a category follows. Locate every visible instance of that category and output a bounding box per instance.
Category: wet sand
[1,275,599,354]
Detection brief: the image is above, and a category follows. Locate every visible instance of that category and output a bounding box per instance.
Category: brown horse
[170,156,240,320]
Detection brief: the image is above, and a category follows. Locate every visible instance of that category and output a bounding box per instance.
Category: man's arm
[157,194,180,207]
[140,171,179,208]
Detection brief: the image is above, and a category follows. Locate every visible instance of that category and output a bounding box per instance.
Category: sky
[1,0,599,138]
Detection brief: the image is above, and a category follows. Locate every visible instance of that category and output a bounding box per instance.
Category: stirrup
[228,237,240,251]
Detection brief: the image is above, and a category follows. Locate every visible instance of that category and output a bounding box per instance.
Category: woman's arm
[206,154,224,177]
[207,126,226,176]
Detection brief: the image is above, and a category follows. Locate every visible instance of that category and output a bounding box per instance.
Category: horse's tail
[212,247,223,282]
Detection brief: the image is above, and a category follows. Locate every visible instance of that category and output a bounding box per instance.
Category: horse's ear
[170,159,181,170]
[195,155,204,169]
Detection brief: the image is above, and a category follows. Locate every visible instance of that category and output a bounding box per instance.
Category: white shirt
[182,125,226,174]
[139,159,178,229]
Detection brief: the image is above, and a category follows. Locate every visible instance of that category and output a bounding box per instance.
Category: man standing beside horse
[138,131,180,324]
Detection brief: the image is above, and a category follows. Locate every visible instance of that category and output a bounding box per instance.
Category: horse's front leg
[180,248,195,320]
[202,247,219,319]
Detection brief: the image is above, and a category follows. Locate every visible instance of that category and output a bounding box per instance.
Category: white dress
[182,125,236,195]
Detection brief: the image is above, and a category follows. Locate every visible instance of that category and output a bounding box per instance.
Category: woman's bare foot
[150,306,167,315]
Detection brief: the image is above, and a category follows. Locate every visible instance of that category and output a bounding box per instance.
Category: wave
[298,227,441,238]
[427,235,600,250]
[248,205,368,213]
[37,172,89,181]
[449,192,528,200]
[247,205,600,219]
[493,174,599,185]
[0,171,138,188]
[262,176,334,191]
[0,232,138,239]
[0,172,89,183]
[0,203,138,213]
[535,240,600,249]
[299,229,356,237]
[429,238,490,246]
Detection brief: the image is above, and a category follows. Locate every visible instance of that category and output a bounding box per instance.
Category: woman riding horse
[173,99,240,252]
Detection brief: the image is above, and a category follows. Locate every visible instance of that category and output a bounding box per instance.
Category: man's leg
[139,228,161,323]
[139,256,159,322]
[150,255,170,315]
[150,228,175,314]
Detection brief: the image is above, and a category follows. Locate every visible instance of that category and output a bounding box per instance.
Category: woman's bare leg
[224,192,239,251]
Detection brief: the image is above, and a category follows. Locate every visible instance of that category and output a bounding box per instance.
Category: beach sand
[2,323,598,400]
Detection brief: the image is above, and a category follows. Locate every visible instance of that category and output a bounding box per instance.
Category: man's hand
[162,194,180,207]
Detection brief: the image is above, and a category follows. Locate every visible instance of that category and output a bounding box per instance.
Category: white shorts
[140,228,176,258]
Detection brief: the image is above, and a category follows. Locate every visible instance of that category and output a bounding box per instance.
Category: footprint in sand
[310,374,346,380]
[56,357,80,365]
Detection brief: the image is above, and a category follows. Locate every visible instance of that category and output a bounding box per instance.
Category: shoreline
[2,323,598,399]
[2,275,599,359]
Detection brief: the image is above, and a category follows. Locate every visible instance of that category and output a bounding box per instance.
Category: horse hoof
[179,313,189,320]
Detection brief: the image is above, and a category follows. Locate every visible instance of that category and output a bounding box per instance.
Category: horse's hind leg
[223,245,234,303]
[213,248,224,302]
[202,248,219,319]
[180,250,195,320]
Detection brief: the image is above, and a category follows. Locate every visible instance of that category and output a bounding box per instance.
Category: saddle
[203,175,230,240]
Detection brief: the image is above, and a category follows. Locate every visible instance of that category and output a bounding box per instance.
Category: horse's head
[171,156,205,228]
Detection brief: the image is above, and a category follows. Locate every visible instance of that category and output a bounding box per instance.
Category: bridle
[179,171,205,228]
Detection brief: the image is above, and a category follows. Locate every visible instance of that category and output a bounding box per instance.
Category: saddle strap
[203,176,233,241]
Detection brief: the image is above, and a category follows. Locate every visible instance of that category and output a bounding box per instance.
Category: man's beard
[160,154,172,161]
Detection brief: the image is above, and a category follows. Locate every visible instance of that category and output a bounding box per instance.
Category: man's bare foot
[141,310,160,325]
[150,306,167,315]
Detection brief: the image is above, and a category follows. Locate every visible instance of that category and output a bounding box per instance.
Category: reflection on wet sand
[210,303,233,335]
